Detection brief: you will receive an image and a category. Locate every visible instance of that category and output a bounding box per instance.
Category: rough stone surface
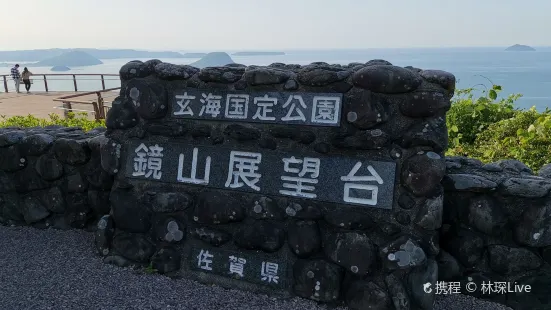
[353,65,423,93]
[323,232,376,275]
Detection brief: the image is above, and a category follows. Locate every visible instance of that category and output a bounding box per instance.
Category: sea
[2,47,551,111]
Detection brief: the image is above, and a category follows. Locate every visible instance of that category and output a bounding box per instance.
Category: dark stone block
[332,129,390,150]
[288,220,321,258]
[84,160,114,190]
[95,215,115,256]
[313,142,330,154]
[398,192,416,210]
[191,227,231,247]
[345,281,390,310]
[20,194,50,224]
[401,117,449,152]
[119,60,153,80]
[283,79,299,90]
[443,174,498,192]
[198,66,245,83]
[53,138,91,165]
[269,127,316,144]
[124,79,168,120]
[420,70,456,92]
[293,259,344,302]
[259,138,277,150]
[13,163,51,193]
[297,65,350,86]
[353,65,422,94]
[153,216,186,244]
[65,170,89,193]
[191,124,211,138]
[515,204,551,247]
[100,139,121,175]
[35,187,66,213]
[539,163,551,178]
[488,245,542,275]
[380,236,426,271]
[65,193,90,228]
[234,220,285,252]
[154,63,199,80]
[494,159,533,174]
[243,68,291,85]
[407,259,437,310]
[285,202,323,220]
[105,97,139,130]
[324,210,375,230]
[0,171,14,193]
[249,196,286,220]
[0,145,25,172]
[436,250,462,281]
[144,190,193,213]
[344,88,389,130]
[151,246,182,274]
[0,130,26,147]
[143,59,162,72]
[465,196,507,236]
[19,134,54,156]
[384,273,411,310]
[399,91,450,117]
[402,152,446,197]
[323,232,376,275]
[415,194,443,230]
[112,232,156,263]
[110,188,151,233]
[500,177,551,198]
[88,190,111,216]
[366,59,392,66]
[145,122,189,137]
[193,191,245,225]
[443,228,484,267]
[34,154,64,181]
[223,124,261,141]
[0,193,23,223]
[395,211,411,225]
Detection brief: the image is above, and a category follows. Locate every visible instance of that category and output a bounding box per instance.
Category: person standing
[10,64,21,93]
[21,67,33,93]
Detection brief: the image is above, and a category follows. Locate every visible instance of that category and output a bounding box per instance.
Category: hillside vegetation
[446,84,551,171]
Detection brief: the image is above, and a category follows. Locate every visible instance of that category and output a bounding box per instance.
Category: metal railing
[52,87,120,120]
[1,73,119,93]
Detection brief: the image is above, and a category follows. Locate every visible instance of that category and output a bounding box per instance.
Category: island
[34,51,103,67]
[232,51,285,56]
[182,53,208,58]
[51,66,71,72]
[505,44,536,51]
[190,52,235,68]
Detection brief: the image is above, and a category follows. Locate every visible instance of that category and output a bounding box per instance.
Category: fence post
[96,92,105,120]
[3,76,8,93]
[62,101,73,118]
[43,75,49,92]
[101,75,106,90]
[72,75,78,92]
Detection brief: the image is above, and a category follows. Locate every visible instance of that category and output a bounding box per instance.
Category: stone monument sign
[99,59,455,309]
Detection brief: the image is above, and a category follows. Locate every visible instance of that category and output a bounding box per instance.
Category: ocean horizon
[2,47,550,111]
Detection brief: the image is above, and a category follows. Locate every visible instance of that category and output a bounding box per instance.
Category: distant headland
[505,44,536,51]
[232,51,285,56]
[0,48,184,62]
[35,51,103,67]
[190,52,235,68]
[182,53,208,58]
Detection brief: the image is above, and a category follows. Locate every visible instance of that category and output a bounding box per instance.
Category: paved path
[0,91,118,119]
[0,226,511,310]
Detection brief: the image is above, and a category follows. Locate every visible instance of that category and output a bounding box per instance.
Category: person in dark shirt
[21,67,33,94]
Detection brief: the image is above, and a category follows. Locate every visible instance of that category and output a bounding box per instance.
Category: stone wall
[97,59,456,310]
[441,157,551,310]
[0,126,112,230]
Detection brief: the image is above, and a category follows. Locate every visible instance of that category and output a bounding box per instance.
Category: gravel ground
[0,226,512,310]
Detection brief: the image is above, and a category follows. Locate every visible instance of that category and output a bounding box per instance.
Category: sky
[2,0,551,51]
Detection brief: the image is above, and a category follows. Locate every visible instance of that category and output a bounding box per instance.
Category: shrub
[0,112,105,132]
[447,83,551,171]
